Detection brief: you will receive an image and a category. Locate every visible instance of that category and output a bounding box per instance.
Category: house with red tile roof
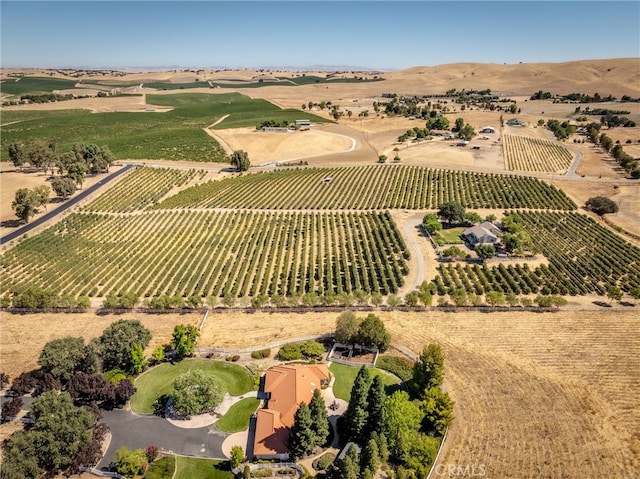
[253,364,330,460]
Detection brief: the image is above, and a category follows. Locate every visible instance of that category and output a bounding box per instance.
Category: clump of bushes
[226,354,240,362]
[376,355,415,382]
[312,452,336,471]
[277,340,325,361]
[251,349,271,360]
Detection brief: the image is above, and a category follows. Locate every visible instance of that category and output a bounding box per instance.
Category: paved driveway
[98,410,227,467]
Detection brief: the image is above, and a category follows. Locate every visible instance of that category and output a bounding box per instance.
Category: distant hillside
[386,58,640,97]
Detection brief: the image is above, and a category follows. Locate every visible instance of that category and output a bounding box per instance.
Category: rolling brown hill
[386,58,640,97]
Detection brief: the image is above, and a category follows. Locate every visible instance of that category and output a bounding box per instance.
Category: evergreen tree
[412,344,444,395]
[343,366,371,442]
[421,387,455,435]
[373,431,390,463]
[289,402,315,458]
[309,389,330,447]
[361,438,380,476]
[339,444,360,479]
[365,375,386,438]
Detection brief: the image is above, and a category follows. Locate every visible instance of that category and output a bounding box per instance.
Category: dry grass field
[1,309,638,477]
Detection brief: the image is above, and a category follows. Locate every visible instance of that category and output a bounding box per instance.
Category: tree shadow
[592,301,612,308]
[1,219,22,228]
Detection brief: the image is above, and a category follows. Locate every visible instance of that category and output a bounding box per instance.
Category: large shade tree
[171,370,224,417]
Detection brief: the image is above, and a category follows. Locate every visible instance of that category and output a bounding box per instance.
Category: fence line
[195,333,335,356]
[78,467,125,479]
[426,427,449,479]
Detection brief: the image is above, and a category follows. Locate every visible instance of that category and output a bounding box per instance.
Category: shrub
[376,355,415,381]
[312,452,337,471]
[251,349,271,360]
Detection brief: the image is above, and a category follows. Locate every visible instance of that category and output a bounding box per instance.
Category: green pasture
[143,81,210,90]
[0,77,78,96]
[130,359,254,413]
[435,227,465,244]
[0,92,326,162]
[215,397,260,433]
[329,362,402,401]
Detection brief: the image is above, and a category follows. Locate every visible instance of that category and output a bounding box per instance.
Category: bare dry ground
[1,309,638,477]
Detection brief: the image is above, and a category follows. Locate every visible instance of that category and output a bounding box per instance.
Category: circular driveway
[98,409,228,467]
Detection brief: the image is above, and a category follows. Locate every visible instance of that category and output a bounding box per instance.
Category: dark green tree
[230,150,250,172]
[606,285,624,304]
[38,337,87,383]
[309,389,330,447]
[97,319,151,371]
[172,370,224,417]
[0,431,42,479]
[12,188,38,223]
[438,201,466,226]
[586,196,618,216]
[51,177,77,199]
[365,375,386,438]
[422,213,442,235]
[30,391,93,473]
[357,314,390,352]
[361,437,381,477]
[343,366,371,442]
[171,324,200,358]
[475,244,496,262]
[412,344,444,394]
[8,143,25,170]
[289,402,315,458]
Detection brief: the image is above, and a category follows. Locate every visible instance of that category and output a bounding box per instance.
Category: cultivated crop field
[436,211,640,297]
[503,134,574,173]
[157,165,577,210]
[0,93,326,162]
[0,210,409,299]
[0,76,78,96]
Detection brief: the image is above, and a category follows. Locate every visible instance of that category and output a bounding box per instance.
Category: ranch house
[506,118,525,127]
[463,221,503,246]
[253,364,330,460]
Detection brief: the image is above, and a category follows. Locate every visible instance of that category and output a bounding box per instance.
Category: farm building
[295,119,311,130]
[506,118,525,127]
[481,126,496,133]
[463,221,502,246]
[253,364,330,460]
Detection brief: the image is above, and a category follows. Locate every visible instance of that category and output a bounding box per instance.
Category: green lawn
[215,397,260,433]
[174,456,233,479]
[435,227,465,244]
[145,456,176,479]
[131,359,254,413]
[329,362,401,401]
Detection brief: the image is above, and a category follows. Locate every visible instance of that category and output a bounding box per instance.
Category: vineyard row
[0,210,409,300]
[153,165,577,211]
[503,134,573,174]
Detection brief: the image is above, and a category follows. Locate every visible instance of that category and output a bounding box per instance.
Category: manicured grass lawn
[215,397,260,433]
[131,359,254,413]
[145,456,176,479]
[435,227,465,244]
[329,362,401,401]
[174,456,233,479]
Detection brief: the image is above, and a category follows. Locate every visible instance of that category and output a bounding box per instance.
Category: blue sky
[1,1,638,69]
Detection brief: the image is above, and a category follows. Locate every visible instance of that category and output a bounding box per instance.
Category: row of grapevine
[503,134,573,173]
[82,166,205,212]
[433,211,640,296]
[154,165,577,211]
[0,210,409,300]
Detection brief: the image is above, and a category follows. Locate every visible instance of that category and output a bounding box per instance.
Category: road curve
[0,164,135,246]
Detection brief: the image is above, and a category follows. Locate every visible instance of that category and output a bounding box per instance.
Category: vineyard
[81,167,206,212]
[155,165,577,210]
[435,211,640,296]
[0,210,409,299]
[503,134,574,173]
